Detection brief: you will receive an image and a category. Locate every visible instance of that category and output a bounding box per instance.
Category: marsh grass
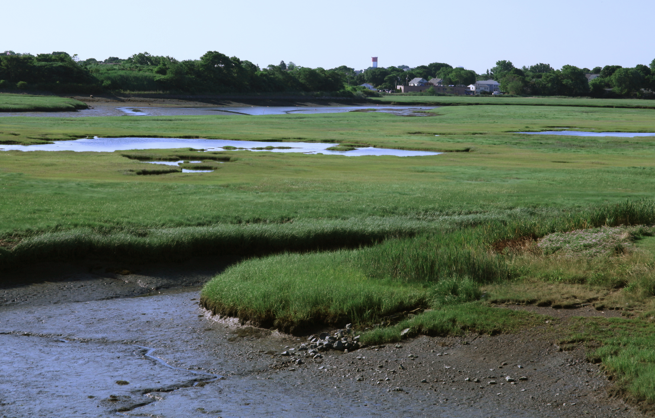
[326,144,359,151]
[563,317,655,404]
[373,95,655,109]
[360,304,541,345]
[200,201,655,334]
[131,167,181,175]
[0,93,88,112]
[0,217,444,270]
[120,150,234,162]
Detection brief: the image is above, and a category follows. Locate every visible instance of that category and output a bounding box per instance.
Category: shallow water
[212,106,434,116]
[0,104,435,118]
[0,137,441,157]
[518,131,655,137]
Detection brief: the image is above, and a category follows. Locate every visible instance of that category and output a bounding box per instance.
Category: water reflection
[518,131,655,137]
[0,137,441,157]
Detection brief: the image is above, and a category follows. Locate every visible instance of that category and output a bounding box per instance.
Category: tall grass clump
[0,217,441,270]
[201,251,429,333]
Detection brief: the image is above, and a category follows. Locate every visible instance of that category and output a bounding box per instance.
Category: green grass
[0,93,88,112]
[373,95,655,109]
[564,317,655,404]
[3,101,655,406]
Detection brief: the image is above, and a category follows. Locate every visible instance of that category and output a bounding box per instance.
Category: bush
[16,81,28,90]
[0,80,11,89]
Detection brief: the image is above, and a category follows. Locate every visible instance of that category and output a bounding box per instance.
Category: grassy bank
[0,93,88,112]
[200,200,655,404]
[2,101,655,406]
[373,95,655,109]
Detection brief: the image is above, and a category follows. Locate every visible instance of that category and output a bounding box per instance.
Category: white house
[473,80,500,94]
[408,78,428,86]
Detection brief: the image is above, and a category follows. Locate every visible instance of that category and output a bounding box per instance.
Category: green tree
[591,66,602,74]
[534,72,563,95]
[363,67,390,86]
[600,65,622,79]
[611,68,643,96]
[448,68,477,86]
[650,58,655,72]
[0,55,34,81]
[527,63,553,73]
[427,62,451,78]
[635,64,652,78]
[588,77,607,97]
[491,60,515,80]
[279,61,287,70]
[559,65,589,96]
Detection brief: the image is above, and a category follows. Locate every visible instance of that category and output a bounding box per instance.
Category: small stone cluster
[281,324,360,360]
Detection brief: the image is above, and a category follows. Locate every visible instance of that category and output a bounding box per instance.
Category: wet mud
[0,262,649,417]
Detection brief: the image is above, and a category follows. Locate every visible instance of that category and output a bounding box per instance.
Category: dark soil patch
[491,235,539,254]
[498,304,623,319]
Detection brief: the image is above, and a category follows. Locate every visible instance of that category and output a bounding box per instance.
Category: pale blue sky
[3,0,653,73]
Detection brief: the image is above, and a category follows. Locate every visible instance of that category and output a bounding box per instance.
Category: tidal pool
[0,137,441,157]
[518,131,655,137]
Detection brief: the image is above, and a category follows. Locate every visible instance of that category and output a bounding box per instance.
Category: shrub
[16,81,28,90]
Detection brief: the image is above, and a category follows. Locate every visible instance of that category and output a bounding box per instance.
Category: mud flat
[0,260,648,417]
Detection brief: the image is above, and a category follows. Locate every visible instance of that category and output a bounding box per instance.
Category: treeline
[0,51,359,96]
[1,50,655,98]
[492,60,655,97]
[333,63,478,90]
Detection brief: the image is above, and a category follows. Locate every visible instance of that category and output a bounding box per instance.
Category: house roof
[476,79,500,85]
[409,78,427,84]
[429,78,442,84]
[586,74,600,81]
[475,80,500,86]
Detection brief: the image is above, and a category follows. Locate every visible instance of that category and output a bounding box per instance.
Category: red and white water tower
[372,57,378,68]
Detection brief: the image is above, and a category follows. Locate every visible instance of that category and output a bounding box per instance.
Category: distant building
[360,83,376,90]
[473,80,500,94]
[408,78,428,86]
[586,74,601,82]
[428,78,443,86]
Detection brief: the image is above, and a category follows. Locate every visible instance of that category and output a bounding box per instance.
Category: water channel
[0,137,441,157]
[518,131,655,137]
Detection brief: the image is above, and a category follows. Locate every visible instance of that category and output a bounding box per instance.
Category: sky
[3,0,653,73]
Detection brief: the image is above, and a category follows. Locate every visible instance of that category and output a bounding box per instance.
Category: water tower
[372,57,378,68]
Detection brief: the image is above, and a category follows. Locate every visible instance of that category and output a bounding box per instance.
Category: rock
[465,377,470,382]
[392,387,403,392]
[519,376,528,381]
[488,381,497,385]
[319,332,329,339]
[518,365,523,369]
[400,328,411,338]
[421,379,428,383]
[356,376,364,381]
[295,359,303,365]
[395,344,402,349]
[115,380,129,385]
[346,323,352,329]
[281,351,290,356]
[473,378,480,383]
[505,376,515,382]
